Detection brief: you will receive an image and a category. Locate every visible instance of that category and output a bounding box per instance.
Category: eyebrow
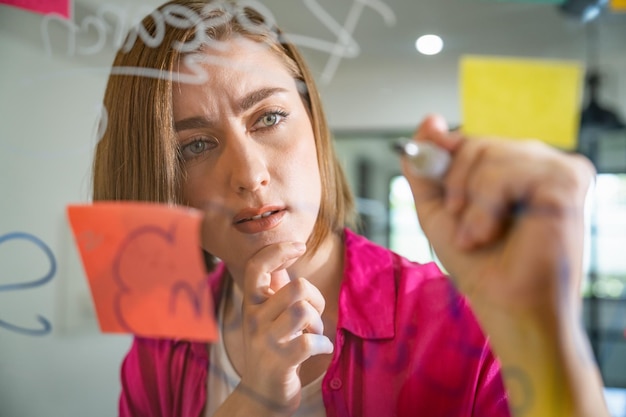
[174,116,213,132]
[174,86,288,132]
[237,87,287,113]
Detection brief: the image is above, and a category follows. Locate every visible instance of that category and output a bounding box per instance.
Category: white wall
[0,7,132,417]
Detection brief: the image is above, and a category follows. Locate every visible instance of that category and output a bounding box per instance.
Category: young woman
[93,1,609,416]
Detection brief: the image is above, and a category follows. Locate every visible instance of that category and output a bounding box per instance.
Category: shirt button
[329,377,342,390]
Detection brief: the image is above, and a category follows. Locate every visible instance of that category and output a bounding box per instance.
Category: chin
[243,228,306,248]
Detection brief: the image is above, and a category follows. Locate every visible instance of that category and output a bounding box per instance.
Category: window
[585,174,626,299]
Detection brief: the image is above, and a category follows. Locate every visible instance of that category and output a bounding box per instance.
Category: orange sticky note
[610,0,626,10]
[461,55,584,150]
[67,202,217,342]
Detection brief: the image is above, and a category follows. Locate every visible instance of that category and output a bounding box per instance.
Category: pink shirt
[119,229,511,417]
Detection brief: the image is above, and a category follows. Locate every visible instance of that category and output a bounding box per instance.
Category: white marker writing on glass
[392,138,451,179]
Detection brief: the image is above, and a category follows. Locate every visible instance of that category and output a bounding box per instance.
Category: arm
[206,242,333,417]
[402,115,609,417]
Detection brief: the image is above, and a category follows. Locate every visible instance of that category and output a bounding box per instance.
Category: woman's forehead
[175,37,293,87]
[172,38,299,116]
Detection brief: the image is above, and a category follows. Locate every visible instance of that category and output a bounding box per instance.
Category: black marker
[392,138,451,179]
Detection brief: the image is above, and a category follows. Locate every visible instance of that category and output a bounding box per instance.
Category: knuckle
[264,332,281,351]
[290,276,308,295]
[244,312,260,334]
[244,259,261,276]
[290,299,309,321]
[473,216,497,244]
[572,153,596,180]
[523,138,548,152]
[554,155,591,193]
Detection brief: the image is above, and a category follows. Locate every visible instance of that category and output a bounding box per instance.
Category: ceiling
[2,0,624,130]
[62,0,624,72]
[3,0,624,82]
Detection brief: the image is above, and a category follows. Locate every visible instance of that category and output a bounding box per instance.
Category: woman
[93,1,609,416]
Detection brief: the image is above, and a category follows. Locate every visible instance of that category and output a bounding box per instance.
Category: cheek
[289,138,322,209]
[182,166,220,210]
[182,174,203,208]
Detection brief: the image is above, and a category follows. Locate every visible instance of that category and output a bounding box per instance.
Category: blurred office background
[1,0,625,416]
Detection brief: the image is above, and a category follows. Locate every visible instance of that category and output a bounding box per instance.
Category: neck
[289,231,344,297]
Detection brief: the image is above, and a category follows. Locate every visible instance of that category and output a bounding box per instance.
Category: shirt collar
[337,228,396,340]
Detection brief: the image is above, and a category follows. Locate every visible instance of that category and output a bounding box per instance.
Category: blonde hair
[93,0,355,257]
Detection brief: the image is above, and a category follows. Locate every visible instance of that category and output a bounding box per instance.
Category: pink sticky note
[67,202,217,342]
[0,0,71,19]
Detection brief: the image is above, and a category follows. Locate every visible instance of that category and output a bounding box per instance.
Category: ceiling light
[415,35,443,56]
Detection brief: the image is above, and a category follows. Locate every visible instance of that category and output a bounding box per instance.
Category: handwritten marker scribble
[0,232,56,336]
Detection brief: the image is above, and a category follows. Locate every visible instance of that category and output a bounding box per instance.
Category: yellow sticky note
[460,55,584,150]
[610,0,626,10]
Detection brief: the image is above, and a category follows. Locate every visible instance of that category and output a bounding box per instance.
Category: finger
[243,242,306,305]
[252,277,326,325]
[401,115,452,214]
[442,139,489,215]
[403,114,466,197]
[282,334,334,364]
[455,189,509,250]
[270,299,325,342]
[453,142,582,249]
[269,269,291,294]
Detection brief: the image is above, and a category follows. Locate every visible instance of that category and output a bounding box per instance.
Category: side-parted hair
[93,0,356,259]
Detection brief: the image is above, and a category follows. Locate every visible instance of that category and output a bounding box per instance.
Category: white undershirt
[204,282,327,417]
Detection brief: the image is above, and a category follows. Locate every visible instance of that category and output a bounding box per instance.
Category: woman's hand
[402,114,608,417]
[404,115,593,313]
[221,241,333,416]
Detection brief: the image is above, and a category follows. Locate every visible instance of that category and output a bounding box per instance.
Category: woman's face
[173,37,321,275]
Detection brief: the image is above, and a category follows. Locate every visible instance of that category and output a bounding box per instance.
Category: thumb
[401,114,464,245]
[400,114,453,208]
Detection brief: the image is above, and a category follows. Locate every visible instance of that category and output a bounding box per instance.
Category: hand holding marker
[392,138,451,179]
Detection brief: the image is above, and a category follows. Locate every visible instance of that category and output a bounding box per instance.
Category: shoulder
[121,261,226,370]
[118,267,226,415]
[121,337,208,381]
[119,337,209,416]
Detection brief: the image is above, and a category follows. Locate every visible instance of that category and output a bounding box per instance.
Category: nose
[224,138,270,194]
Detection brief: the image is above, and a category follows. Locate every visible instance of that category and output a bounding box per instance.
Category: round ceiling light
[415,34,443,55]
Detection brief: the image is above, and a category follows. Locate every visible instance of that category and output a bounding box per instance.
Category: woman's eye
[188,141,207,154]
[261,113,278,127]
[180,138,216,161]
[255,110,288,129]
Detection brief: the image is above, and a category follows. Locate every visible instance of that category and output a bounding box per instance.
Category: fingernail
[318,336,334,354]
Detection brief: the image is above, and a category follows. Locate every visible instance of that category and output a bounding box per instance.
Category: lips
[235,209,282,224]
[233,206,286,234]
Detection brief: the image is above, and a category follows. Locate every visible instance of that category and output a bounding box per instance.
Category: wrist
[211,384,296,417]
[473,304,608,417]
